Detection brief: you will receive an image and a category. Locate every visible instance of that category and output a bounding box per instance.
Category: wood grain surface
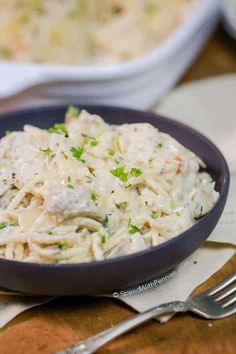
[0,26,236,354]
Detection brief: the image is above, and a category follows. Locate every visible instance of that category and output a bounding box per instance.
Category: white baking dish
[0,0,220,109]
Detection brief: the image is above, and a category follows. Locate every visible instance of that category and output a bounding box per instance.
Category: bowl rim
[0,103,230,270]
[0,0,219,80]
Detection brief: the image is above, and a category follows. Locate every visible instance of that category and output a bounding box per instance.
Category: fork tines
[207,273,236,309]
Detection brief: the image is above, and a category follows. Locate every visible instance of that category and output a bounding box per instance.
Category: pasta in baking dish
[0,0,197,65]
[0,107,218,263]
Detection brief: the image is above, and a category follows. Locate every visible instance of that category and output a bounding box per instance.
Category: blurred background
[0,0,235,111]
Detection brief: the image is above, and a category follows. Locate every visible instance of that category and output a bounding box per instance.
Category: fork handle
[56,301,189,354]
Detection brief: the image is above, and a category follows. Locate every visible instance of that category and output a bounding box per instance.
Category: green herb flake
[67,184,74,189]
[47,230,53,235]
[151,212,158,219]
[110,167,128,182]
[176,211,181,217]
[48,123,68,136]
[131,168,142,177]
[170,199,175,209]
[100,233,106,245]
[90,137,99,147]
[145,201,148,206]
[108,148,115,156]
[66,105,80,119]
[83,136,99,147]
[57,242,67,250]
[70,146,85,163]
[91,191,98,205]
[40,147,53,156]
[156,143,163,149]
[102,215,109,229]
[128,224,140,235]
[115,202,121,209]
[128,219,140,234]
[0,222,8,229]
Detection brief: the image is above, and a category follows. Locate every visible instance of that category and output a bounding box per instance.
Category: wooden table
[0,26,236,354]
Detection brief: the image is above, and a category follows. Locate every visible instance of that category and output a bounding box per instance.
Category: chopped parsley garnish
[40,147,53,156]
[48,123,68,136]
[5,130,12,136]
[156,143,163,149]
[0,222,8,229]
[145,201,148,206]
[129,224,140,235]
[91,191,98,205]
[131,168,142,177]
[67,176,74,189]
[100,233,106,245]
[57,242,67,250]
[102,215,109,229]
[125,184,132,189]
[170,200,175,209]
[70,146,85,163]
[151,212,158,219]
[176,211,181,217]
[90,137,99,147]
[115,202,121,209]
[47,230,53,235]
[128,218,140,234]
[83,136,99,147]
[110,167,128,182]
[66,105,80,119]
[108,148,115,156]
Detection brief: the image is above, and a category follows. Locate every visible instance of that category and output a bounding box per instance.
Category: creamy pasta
[0,0,197,65]
[0,107,219,263]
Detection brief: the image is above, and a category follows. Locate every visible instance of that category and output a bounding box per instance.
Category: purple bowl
[0,105,230,295]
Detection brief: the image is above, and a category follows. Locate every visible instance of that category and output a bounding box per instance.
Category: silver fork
[56,273,236,354]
